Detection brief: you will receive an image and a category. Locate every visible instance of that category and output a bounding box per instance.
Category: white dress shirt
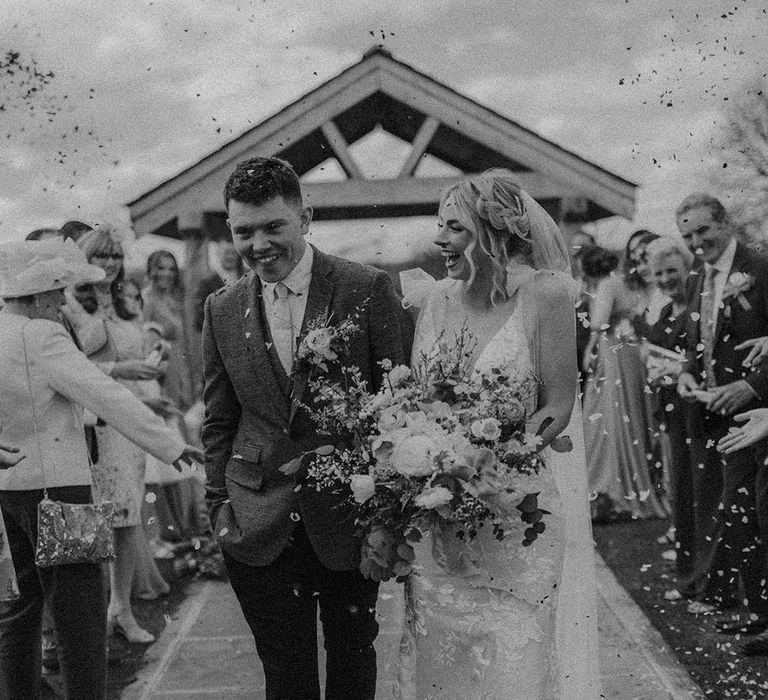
[261,245,314,373]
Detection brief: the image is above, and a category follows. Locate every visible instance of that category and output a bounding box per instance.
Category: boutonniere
[722,271,754,311]
[296,312,362,373]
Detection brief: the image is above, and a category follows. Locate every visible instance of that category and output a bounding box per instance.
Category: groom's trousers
[224,524,379,700]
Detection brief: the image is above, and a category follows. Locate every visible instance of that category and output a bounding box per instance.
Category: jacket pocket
[225,443,263,491]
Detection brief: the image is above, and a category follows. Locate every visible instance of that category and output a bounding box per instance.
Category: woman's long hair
[75,226,133,320]
[441,169,534,306]
[623,229,660,291]
[146,249,183,297]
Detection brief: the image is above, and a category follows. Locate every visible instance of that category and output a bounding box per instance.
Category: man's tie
[272,281,294,375]
[699,266,717,388]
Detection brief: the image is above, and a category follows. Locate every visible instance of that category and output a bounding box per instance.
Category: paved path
[123,554,704,700]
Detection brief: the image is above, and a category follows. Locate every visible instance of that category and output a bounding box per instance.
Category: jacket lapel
[238,274,290,418]
[714,242,748,343]
[288,248,335,427]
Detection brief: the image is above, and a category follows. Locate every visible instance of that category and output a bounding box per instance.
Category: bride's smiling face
[435,195,484,281]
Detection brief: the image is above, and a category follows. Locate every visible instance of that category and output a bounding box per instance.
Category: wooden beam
[398,116,440,177]
[320,121,363,179]
[302,173,571,211]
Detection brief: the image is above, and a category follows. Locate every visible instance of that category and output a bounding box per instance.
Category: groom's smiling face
[227,196,311,283]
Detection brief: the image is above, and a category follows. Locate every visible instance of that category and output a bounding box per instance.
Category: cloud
[1,0,766,254]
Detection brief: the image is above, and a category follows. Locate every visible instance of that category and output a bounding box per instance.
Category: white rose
[305,327,338,360]
[470,418,502,442]
[371,427,408,464]
[378,406,407,432]
[390,435,437,476]
[405,411,430,434]
[422,400,452,420]
[387,365,411,387]
[350,474,376,504]
[414,485,453,510]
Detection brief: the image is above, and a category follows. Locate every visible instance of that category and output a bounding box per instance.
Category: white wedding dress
[394,269,601,700]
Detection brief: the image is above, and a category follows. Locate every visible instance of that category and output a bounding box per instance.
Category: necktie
[699,266,717,388]
[271,281,294,375]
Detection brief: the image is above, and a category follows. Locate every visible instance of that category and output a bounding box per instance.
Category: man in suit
[202,157,411,699]
[676,193,768,646]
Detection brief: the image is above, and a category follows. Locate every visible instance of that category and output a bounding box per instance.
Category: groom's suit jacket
[683,242,768,404]
[202,246,411,570]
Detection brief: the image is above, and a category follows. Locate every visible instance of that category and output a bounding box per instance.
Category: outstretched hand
[0,441,25,469]
[717,410,768,454]
[737,336,768,369]
[172,445,204,472]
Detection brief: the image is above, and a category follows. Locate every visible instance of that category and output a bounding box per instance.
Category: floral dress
[88,305,149,528]
[395,277,566,700]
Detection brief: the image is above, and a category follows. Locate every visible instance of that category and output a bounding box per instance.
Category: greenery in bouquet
[288,320,553,582]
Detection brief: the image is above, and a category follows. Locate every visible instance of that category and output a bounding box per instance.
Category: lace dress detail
[395,279,565,700]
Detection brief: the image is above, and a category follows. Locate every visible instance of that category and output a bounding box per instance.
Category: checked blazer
[201,246,411,570]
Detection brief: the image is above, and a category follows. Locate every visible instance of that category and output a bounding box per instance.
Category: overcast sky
[2,0,767,256]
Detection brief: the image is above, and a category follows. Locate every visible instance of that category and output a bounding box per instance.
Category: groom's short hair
[224,157,303,210]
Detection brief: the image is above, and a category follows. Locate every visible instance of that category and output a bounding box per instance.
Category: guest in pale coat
[0,238,201,700]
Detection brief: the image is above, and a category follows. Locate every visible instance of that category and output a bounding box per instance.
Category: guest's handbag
[34,496,115,568]
[22,326,115,568]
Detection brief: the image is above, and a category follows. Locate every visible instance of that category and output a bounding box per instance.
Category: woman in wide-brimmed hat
[0,237,201,700]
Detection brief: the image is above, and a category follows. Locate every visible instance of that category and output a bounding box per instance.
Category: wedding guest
[582,241,668,521]
[142,251,207,547]
[193,241,244,331]
[142,250,198,411]
[77,227,171,643]
[676,193,768,637]
[21,225,85,673]
[644,238,700,589]
[623,229,667,336]
[570,230,596,272]
[115,279,178,601]
[0,238,200,700]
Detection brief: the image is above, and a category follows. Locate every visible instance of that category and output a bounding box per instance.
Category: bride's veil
[518,191,602,698]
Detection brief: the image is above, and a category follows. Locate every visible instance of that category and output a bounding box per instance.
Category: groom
[202,156,411,699]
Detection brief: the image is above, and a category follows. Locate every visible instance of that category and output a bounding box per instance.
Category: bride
[395,169,601,699]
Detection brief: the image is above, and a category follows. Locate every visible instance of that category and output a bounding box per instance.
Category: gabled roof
[128,46,636,237]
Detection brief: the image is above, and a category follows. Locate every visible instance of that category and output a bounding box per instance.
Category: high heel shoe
[107,613,155,644]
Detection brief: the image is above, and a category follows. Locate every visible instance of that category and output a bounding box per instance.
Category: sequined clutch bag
[34,498,115,568]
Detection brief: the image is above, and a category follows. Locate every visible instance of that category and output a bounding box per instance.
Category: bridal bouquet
[284,322,552,582]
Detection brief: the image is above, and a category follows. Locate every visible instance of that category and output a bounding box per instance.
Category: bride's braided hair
[444,169,533,306]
